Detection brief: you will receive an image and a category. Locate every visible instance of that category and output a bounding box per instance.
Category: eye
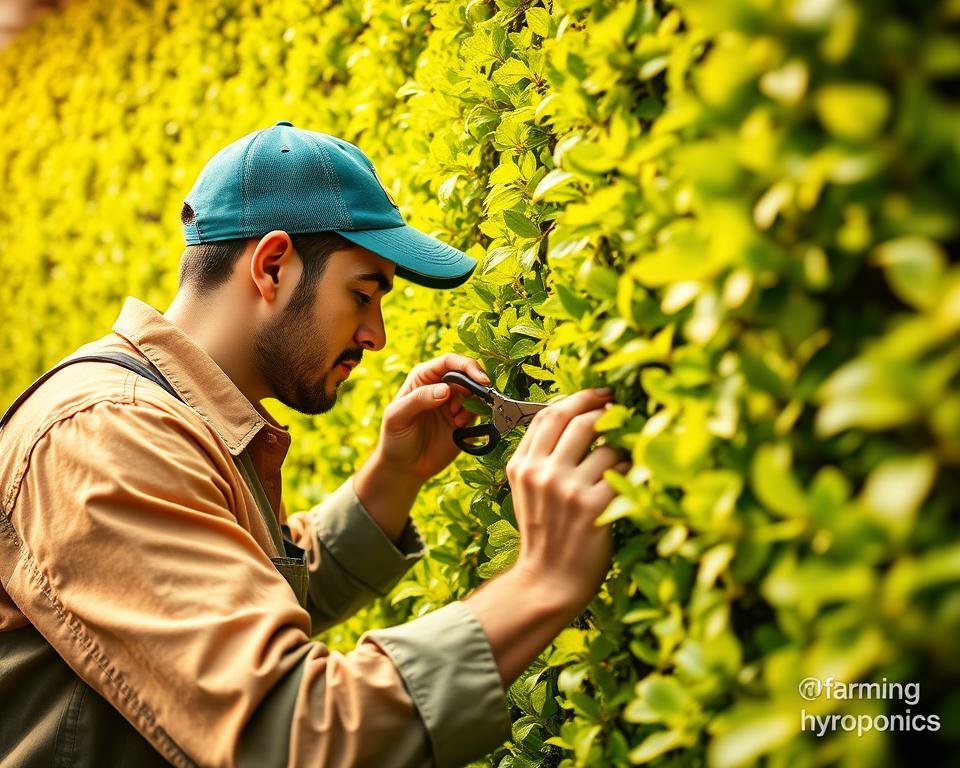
[353,291,372,307]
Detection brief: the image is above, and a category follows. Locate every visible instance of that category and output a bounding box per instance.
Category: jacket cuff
[361,601,511,767]
[310,475,424,595]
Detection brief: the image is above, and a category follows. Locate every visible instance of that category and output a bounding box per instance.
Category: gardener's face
[254,245,394,415]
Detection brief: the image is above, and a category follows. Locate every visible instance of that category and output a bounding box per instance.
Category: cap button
[275,120,293,127]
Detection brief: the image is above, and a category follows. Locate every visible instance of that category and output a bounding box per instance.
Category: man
[0,122,630,767]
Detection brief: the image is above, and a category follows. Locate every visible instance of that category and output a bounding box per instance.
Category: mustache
[338,353,363,366]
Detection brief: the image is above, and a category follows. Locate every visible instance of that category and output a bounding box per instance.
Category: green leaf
[511,716,539,744]
[815,359,919,437]
[600,317,629,345]
[486,186,525,214]
[526,7,555,37]
[556,283,591,319]
[438,173,459,204]
[548,628,591,667]
[481,246,514,274]
[595,404,631,430]
[389,582,426,604]
[681,470,742,530]
[625,674,698,727]
[593,337,667,372]
[871,237,947,310]
[751,443,808,517]
[489,161,522,185]
[568,690,602,721]
[629,729,689,764]
[563,139,618,174]
[572,724,601,760]
[509,336,541,358]
[759,59,808,105]
[509,321,546,339]
[532,168,575,200]
[520,363,556,381]
[580,261,619,301]
[862,453,937,538]
[493,57,533,86]
[486,519,520,550]
[477,547,518,578]
[531,680,553,716]
[504,209,542,238]
[697,543,734,587]
[708,705,796,768]
[815,83,890,141]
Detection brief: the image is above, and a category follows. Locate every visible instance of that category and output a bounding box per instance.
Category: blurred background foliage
[2,0,959,765]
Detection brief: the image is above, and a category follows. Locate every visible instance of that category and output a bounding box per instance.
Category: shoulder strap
[0,351,292,560]
[0,351,182,431]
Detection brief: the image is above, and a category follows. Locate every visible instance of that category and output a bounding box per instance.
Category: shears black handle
[451,422,500,455]
[441,371,495,402]
[441,371,501,455]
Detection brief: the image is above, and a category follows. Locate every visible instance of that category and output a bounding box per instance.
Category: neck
[163,290,269,403]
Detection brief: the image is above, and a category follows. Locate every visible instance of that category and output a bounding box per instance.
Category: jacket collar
[111,296,289,455]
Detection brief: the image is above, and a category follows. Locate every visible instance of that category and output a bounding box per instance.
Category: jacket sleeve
[284,477,425,632]
[2,400,509,768]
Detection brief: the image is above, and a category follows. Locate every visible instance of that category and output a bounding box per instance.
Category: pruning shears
[441,371,550,456]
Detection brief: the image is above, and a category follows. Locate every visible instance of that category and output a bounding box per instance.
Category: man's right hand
[462,387,632,689]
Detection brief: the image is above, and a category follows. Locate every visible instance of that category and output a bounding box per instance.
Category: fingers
[384,383,457,431]
[551,408,610,466]
[520,389,614,461]
[400,354,490,410]
[423,353,490,388]
[576,445,626,485]
[451,404,478,428]
[588,461,631,512]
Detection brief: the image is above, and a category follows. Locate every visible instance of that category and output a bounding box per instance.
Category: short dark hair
[178,203,353,311]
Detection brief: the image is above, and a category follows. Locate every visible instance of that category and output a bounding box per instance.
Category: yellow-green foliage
[2,0,959,765]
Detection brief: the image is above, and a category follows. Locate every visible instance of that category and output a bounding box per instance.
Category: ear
[248,231,301,303]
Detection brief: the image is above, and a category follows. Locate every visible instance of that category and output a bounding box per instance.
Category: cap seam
[311,140,352,229]
[241,129,271,238]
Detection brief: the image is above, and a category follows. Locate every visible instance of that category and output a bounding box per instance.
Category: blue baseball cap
[182,121,477,289]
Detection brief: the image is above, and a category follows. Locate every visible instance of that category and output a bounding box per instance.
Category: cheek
[322,304,358,360]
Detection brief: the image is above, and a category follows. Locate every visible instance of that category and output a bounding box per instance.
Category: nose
[354,308,386,352]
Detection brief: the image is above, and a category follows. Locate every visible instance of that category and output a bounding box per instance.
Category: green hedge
[2,0,958,765]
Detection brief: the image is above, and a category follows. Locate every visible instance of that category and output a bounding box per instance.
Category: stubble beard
[253,301,340,416]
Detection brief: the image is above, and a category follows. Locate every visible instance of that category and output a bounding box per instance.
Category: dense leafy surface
[2,0,959,765]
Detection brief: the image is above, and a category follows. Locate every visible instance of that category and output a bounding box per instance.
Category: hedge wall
[2,0,958,765]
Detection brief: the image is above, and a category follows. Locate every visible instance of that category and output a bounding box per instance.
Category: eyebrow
[356,271,394,294]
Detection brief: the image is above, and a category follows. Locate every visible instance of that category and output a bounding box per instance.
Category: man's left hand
[375,353,490,483]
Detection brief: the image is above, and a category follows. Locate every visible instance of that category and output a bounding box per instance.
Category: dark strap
[0,350,308,605]
[0,352,182,431]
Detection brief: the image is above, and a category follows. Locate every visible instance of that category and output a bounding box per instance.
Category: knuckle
[529,465,554,491]
[572,410,602,426]
[558,480,587,506]
[533,408,562,427]
[511,460,535,483]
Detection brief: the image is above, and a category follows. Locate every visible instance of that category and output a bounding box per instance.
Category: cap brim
[334,225,477,289]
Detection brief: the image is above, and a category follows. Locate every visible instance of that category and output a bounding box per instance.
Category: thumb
[386,384,449,429]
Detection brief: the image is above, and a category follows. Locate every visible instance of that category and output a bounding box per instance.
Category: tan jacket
[0,297,509,767]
